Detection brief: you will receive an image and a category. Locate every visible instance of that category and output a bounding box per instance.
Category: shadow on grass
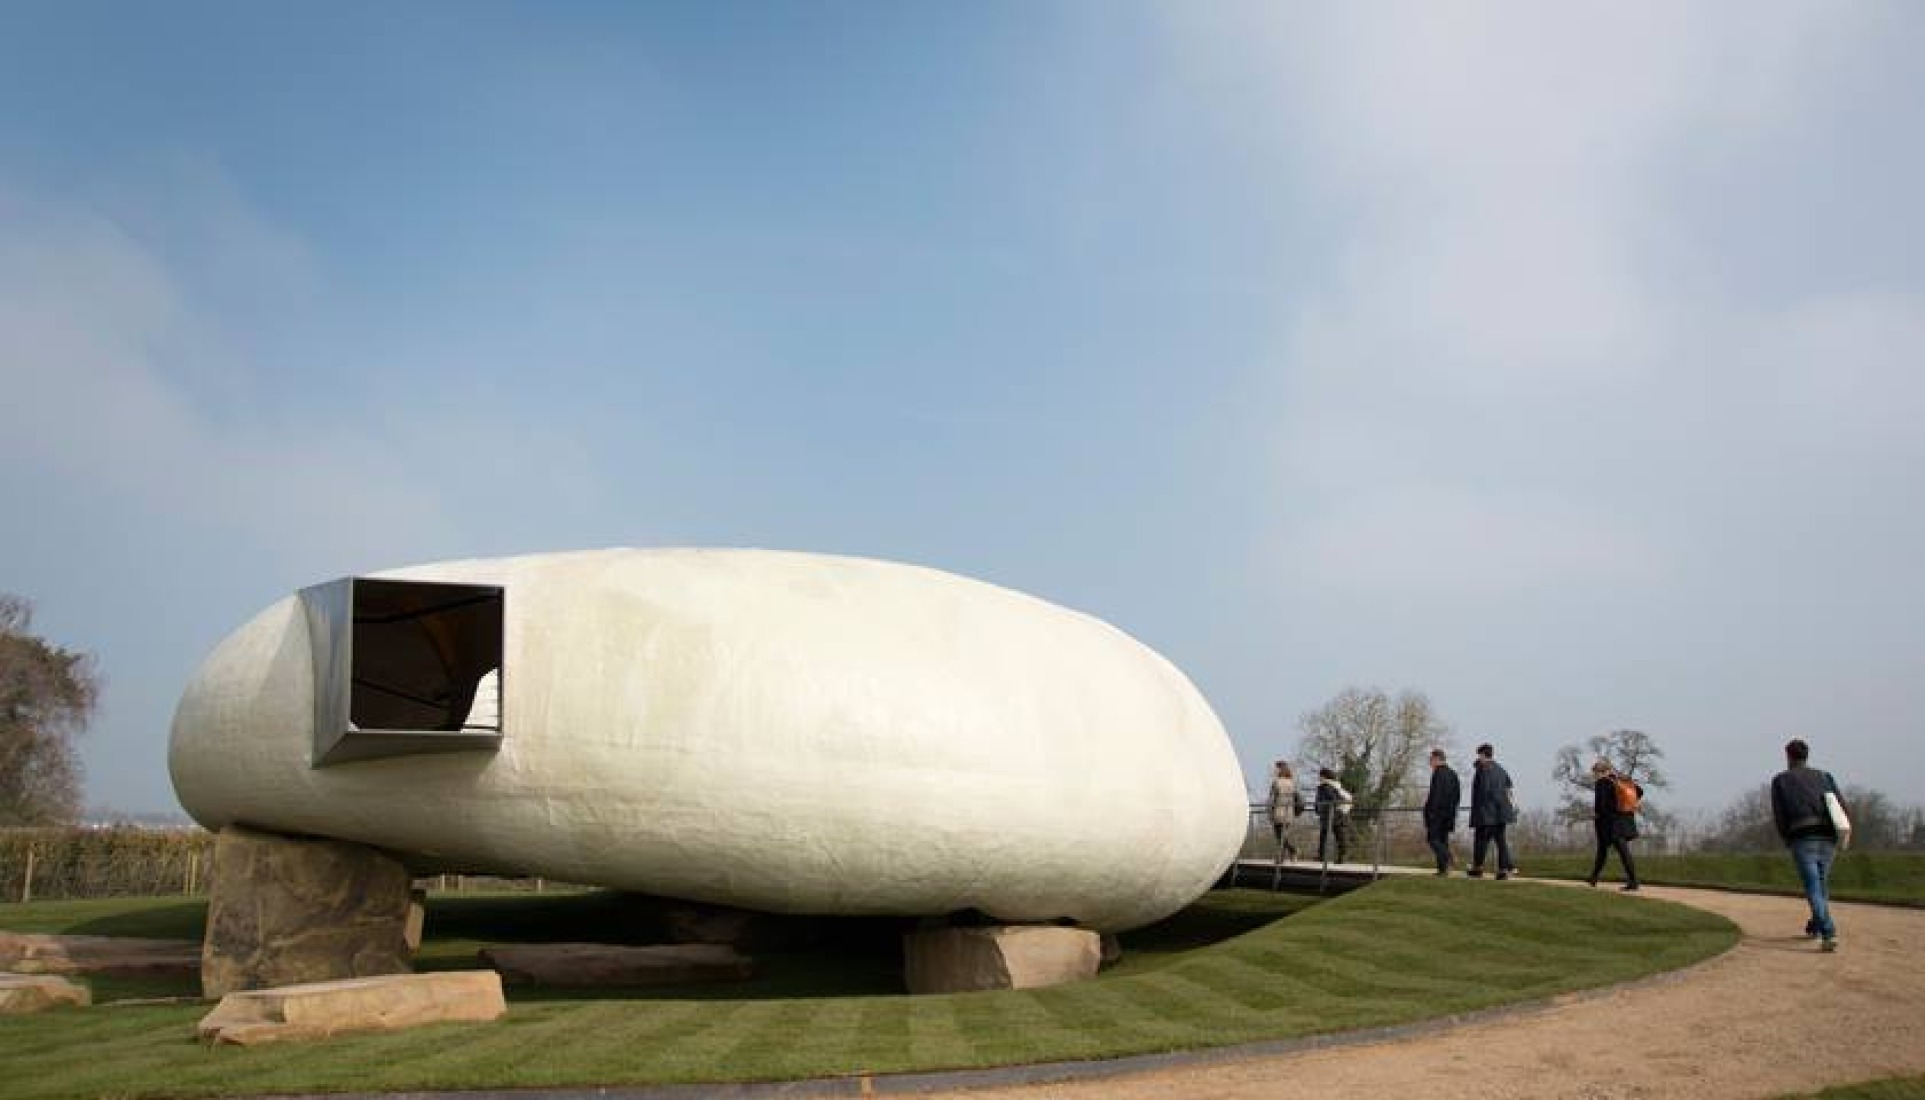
[68,900,208,940]
[421,887,1317,1001]
[38,886,1316,1004]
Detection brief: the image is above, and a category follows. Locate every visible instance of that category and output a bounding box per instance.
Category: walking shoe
[1495,871,1510,881]
[1822,937,1838,952]
[1620,883,1640,892]
[1585,877,1598,888]
[1804,922,1820,939]
[1467,868,1484,878]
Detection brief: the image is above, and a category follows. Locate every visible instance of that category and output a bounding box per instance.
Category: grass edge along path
[1780,1077,1925,1099]
[0,879,1738,1100]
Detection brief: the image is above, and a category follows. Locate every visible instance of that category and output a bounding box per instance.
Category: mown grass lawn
[1522,851,1925,906]
[0,879,1736,1100]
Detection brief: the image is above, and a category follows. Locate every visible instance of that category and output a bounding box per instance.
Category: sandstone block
[197,971,505,1045]
[404,889,427,953]
[201,826,415,998]
[479,942,752,987]
[0,933,200,978]
[903,925,1100,994]
[0,973,91,1014]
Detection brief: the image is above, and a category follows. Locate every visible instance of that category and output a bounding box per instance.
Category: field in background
[0,829,568,903]
[0,829,212,902]
[0,879,1736,1099]
[1520,851,1925,906]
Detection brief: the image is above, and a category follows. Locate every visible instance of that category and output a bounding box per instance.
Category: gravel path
[916,886,1925,1100]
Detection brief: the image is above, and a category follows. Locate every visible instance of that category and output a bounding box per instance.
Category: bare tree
[1553,729,1670,827]
[1698,783,1777,852]
[0,594,99,826]
[1698,781,1915,852]
[1296,686,1449,816]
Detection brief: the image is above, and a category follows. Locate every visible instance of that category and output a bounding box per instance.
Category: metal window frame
[300,576,505,767]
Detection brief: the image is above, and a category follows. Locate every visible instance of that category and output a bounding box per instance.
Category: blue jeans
[1790,836,1837,939]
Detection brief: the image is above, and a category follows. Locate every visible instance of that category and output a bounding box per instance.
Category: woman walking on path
[1267,760,1301,863]
[1586,759,1641,891]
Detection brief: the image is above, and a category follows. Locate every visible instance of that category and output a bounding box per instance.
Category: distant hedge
[0,827,215,902]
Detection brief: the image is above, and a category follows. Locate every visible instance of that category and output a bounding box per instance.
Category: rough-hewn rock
[200,826,415,998]
[479,942,753,987]
[902,925,1101,993]
[0,933,200,978]
[197,971,505,1045]
[0,973,91,1014]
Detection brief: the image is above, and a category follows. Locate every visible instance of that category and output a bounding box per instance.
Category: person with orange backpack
[1585,758,1642,891]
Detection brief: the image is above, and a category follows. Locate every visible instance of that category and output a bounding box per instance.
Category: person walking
[1585,759,1641,891]
[1468,743,1518,879]
[1423,748,1461,876]
[1314,767,1353,864]
[1267,760,1301,863]
[1771,738,1848,952]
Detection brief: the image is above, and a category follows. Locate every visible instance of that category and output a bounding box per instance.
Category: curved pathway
[913,886,1925,1099]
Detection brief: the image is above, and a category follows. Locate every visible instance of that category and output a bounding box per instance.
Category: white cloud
[0,189,454,571]
[0,177,614,579]
[1282,484,1665,601]
[1200,2,1925,590]
[1163,1,1925,804]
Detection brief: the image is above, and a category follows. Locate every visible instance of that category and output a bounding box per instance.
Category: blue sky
[3,2,1922,820]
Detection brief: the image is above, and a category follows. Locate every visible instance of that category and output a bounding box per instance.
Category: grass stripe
[0,880,1737,1099]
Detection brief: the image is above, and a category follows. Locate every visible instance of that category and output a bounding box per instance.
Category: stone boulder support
[903,925,1101,994]
[196,971,505,1045]
[0,933,200,979]
[0,973,91,1015]
[479,943,753,987]
[201,826,415,999]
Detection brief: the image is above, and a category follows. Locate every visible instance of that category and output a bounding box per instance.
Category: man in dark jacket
[1423,748,1460,876]
[1467,743,1517,879]
[1771,738,1847,951]
[1313,767,1352,864]
[1585,759,1641,891]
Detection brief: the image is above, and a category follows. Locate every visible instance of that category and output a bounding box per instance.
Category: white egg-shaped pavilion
[169,549,1247,932]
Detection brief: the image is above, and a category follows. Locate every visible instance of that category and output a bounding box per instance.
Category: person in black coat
[1585,759,1641,891]
[1422,748,1461,875]
[1467,743,1517,879]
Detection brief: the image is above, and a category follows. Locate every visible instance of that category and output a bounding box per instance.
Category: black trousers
[1317,813,1350,863]
[1590,829,1639,885]
[1425,823,1453,872]
[1472,825,1513,873]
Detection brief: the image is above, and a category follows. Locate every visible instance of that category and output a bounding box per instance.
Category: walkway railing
[1239,802,1465,894]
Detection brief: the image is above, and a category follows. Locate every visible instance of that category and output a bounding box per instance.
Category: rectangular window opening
[301,577,505,767]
